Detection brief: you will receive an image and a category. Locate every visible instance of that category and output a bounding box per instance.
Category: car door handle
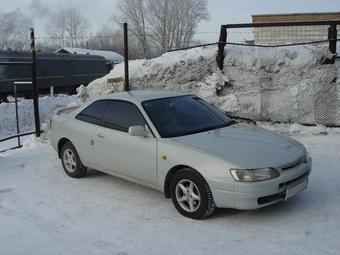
[97,133,105,138]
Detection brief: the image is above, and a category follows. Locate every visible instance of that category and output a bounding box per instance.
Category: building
[252,12,340,45]
[56,47,124,71]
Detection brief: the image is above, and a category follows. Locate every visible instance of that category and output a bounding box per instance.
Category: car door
[93,100,157,186]
[72,100,109,168]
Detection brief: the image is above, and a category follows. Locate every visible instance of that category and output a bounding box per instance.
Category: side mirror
[128,125,148,137]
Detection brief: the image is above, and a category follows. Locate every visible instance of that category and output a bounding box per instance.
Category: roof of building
[96,90,189,103]
[252,12,340,17]
[55,47,124,63]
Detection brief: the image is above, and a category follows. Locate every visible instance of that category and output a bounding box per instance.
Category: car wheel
[61,142,87,178]
[170,168,216,219]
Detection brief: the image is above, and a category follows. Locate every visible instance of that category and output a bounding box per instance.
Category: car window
[76,100,108,125]
[102,101,146,132]
[142,96,233,138]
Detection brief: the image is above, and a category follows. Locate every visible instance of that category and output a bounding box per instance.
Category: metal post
[14,83,21,147]
[30,27,41,137]
[123,23,129,91]
[216,25,227,71]
[328,24,337,64]
[50,86,54,97]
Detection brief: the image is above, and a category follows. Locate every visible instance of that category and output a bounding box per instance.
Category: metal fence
[122,21,340,126]
[216,20,339,126]
[0,90,75,152]
[222,41,338,125]
[0,28,41,152]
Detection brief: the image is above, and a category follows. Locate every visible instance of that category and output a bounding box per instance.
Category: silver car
[50,91,311,219]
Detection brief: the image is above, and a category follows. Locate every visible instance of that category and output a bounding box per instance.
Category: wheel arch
[164,165,197,198]
[57,137,72,158]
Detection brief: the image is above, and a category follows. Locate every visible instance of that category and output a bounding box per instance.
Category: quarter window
[102,101,146,132]
[76,100,108,125]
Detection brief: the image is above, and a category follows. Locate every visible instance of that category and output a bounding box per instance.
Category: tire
[170,168,216,219]
[60,142,87,178]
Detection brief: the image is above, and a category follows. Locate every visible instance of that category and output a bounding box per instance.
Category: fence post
[123,23,129,91]
[30,28,41,137]
[216,25,227,71]
[13,83,21,148]
[328,24,337,64]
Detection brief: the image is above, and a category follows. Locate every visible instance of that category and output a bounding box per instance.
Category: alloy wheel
[175,179,201,213]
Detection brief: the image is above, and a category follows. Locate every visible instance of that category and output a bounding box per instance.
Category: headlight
[230,168,280,182]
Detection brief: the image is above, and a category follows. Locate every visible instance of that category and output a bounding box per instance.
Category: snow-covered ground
[0,136,28,152]
[0,126,340,255]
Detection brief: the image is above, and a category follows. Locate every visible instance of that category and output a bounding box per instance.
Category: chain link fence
[114,21,339,126]
[56,21,340,127]
[222,42,338,125]
[0,94,76,151]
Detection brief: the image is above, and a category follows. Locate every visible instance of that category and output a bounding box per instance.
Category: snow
[0,95,76,140]
[75,43,340,125]
[257,121,340,136]
[56,47,124,63]
[222,44,338,125]
[0,136,28,152]
[0,127,340,254]
[1,42,339,253]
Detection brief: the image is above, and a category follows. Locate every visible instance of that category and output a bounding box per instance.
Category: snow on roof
[252,12,340,17]
[55,47,124,63]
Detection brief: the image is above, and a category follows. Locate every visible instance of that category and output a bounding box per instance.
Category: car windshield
[142,95,234,138]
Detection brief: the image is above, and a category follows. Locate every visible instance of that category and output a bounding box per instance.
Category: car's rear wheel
[170,168,216,219]
[61,142,87,178]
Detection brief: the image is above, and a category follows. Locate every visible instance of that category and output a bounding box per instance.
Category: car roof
[96,90,190,104]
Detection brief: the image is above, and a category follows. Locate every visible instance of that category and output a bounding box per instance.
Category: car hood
[170,123,306,169]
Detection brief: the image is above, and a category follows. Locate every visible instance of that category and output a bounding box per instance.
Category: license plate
[285,179,308,201]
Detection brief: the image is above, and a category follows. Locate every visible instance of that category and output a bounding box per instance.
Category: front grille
[258,172,309,205]
[279,172,309,189]
[281,157,303,171]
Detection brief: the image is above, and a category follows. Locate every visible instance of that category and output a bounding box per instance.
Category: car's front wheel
[170,168,216,219]
[61,142,87,178]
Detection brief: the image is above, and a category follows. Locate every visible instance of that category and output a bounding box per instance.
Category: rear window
[76,100,108,125]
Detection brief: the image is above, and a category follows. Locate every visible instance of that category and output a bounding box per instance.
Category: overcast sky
[2,0,340,42]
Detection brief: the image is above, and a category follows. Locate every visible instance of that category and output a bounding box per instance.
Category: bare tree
[115,0,208,57]
[45,7,90,48]
[115,0,150,58]
[87,26,122,51]
[0,9,32,51]
[88,24,146,59]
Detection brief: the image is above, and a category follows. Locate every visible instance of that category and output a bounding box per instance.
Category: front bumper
[213,158,312,209]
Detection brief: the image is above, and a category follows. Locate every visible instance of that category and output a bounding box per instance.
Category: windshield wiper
[212,120,236,130]
[167,121,237,138]
[225,120,237,126]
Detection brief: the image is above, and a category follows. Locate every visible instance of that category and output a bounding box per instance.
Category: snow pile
[75,46,218,102]
[223,44,338,125]
[0,95,76,139]
[257,121,340,136]
[77,43,339,125]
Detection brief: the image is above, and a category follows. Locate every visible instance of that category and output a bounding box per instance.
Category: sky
[2,0,340,43]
